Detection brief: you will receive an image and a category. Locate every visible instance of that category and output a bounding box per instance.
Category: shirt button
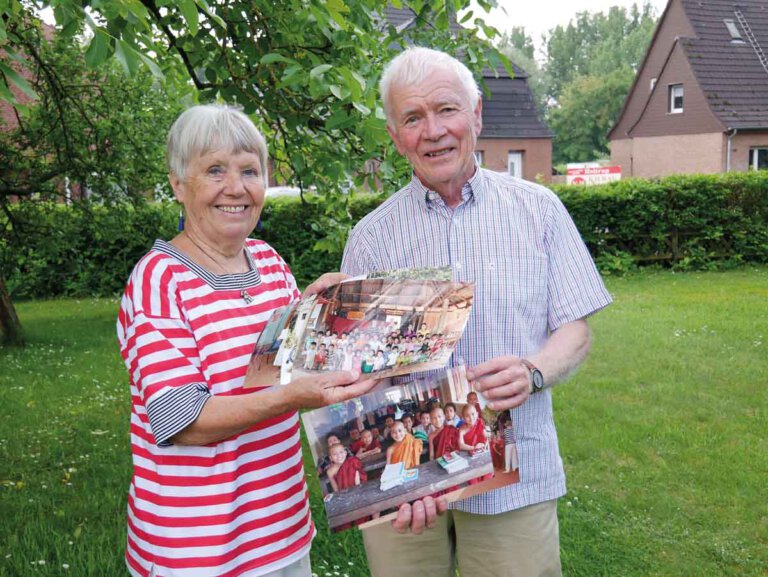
[455,262,462,270]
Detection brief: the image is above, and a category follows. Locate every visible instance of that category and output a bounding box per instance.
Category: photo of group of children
[302,366,521,531]
[246,269,475,386]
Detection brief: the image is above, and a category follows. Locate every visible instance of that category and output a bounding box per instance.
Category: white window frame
[724,19,743,41]
[650,77,657,92]
[668,84,684,114]
[749,147,768,170]
[473,150,484,167]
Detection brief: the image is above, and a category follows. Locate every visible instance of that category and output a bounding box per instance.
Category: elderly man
[340,47,612,577]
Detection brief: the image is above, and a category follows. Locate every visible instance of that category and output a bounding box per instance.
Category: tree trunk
[0,276,24,346]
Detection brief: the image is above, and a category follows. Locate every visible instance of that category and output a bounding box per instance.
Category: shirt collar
[409,165,484,209]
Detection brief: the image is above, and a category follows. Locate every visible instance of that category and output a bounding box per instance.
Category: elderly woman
[117,104,374,577]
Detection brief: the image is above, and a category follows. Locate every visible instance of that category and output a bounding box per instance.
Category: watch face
[532,370,544,391]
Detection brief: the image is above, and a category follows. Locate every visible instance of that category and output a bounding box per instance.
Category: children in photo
[313,343,327,370]
[317,434,354,476]
[326,443,367,493]
[428,406,459,461]
[386,421,423,470]
[401,414,414,436]
[467,391,483,421]
[499,411,519,473]
[458,404,487,453]
[412,410,434,443]
[303,342,317,370]
[354,429,382,459]
[381,416,396,441]
[325,344,339,371]
[443,402,461,427]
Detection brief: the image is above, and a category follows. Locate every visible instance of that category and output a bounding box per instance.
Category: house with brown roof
[608,0,768,177]
[385,7,553,182]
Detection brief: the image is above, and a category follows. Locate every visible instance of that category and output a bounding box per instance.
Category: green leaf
[178,0,200,36]
[352,102,370,116]
[137,52,164,81]
[114,40,139,75]
[85,29,111,68]
[0,77,15,103]
[310,64,333,79]
[329,85,349,100]
[0,62,38,100]
[279,64,305,87]
[260,53,292,65]
[326,110,351,130]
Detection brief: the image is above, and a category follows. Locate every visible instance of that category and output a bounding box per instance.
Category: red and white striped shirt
[117,239,312,577]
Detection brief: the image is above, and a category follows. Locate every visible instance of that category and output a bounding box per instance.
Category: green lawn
[1,268,766,576]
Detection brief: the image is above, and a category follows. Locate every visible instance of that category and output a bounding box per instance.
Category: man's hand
[466,356,530,411]
[303,272,349,297]
[391,496,448,535]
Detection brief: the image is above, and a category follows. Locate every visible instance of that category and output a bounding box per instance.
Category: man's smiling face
[386,67,482,199]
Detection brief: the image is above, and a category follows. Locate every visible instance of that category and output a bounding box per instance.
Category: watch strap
[521,358,544,394]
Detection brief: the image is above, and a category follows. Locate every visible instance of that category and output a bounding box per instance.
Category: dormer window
[669,84,684,114]
[724,19,745,43]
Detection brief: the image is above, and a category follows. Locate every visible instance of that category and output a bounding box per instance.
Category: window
[507,151,523,178]
[669,84,684,114]
[473,150,484,166]
[650,77,657,91]
[724,19,744,42]
[749,147,768,170]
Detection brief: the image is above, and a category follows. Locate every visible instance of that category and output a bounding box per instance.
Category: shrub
[2,172,767,298]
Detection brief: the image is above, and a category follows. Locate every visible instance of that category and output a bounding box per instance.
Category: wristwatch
[521,359,545,394]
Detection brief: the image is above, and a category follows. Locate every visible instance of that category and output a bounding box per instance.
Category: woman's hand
[303,272,349,297]
[283,369,379,411]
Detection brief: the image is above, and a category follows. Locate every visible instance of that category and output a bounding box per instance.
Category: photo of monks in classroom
[292,275,475,380]
[301,366,521,532]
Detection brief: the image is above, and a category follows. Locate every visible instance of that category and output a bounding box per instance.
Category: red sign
[566,165,621,185]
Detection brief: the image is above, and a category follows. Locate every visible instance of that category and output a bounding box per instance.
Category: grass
[1,267,766,576]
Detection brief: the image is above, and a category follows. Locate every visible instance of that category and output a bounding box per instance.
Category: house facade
[608,0,768,177]
[386,7,553,182]
[475,68,553,182]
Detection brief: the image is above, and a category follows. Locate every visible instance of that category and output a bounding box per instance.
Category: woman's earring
[178,209,185,232]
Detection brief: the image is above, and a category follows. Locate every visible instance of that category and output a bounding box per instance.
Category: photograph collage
[245,268,475,386]
[302,365,521,532]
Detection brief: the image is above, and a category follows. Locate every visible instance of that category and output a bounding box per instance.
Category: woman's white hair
[166,104,269,185]
[379,46,481,127]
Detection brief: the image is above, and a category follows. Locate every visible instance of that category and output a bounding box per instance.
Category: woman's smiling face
[171,148,265,247]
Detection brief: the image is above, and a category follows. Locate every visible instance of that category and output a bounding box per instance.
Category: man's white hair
[166,104,268,185]
[379,47,481,127]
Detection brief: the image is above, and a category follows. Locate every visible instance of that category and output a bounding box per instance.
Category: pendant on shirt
[241,289,254,304]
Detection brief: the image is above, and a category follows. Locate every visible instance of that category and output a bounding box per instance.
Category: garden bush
[1,172,766,298]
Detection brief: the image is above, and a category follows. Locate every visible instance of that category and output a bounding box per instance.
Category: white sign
[566,164,622,185]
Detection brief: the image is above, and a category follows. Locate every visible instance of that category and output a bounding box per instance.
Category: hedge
[1,172,766,298]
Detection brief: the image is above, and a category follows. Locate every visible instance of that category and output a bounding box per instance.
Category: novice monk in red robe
[386,421,423,469]
[458,403,487,452]
[354,429,382,459]
[428,406,459,460]
[326,443,370,530]
[327,443,368,493]
[466,391,484,423]
[458,404,491,484]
